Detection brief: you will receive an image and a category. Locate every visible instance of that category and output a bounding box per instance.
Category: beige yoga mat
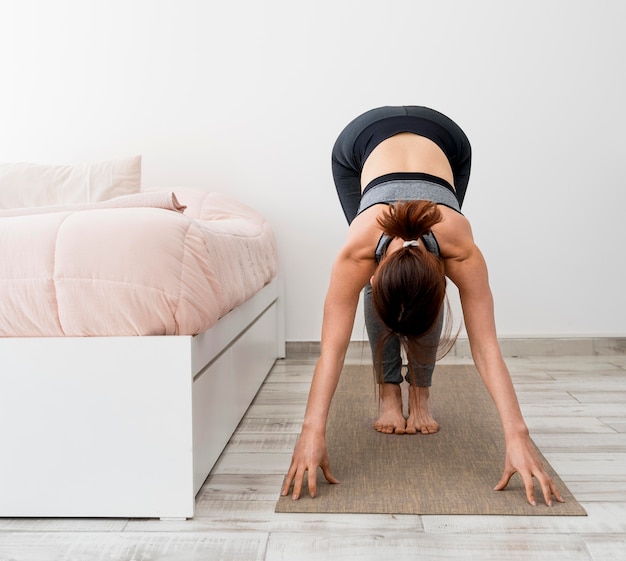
[276,364,586,516]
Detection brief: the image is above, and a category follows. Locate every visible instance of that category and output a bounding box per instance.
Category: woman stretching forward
[281,106,563,507]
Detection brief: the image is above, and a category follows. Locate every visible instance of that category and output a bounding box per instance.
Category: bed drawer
[192,300,278,494]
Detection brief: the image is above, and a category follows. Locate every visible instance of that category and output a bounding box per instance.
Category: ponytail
[376,199,442,242]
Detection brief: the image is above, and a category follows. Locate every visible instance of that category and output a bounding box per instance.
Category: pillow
[0,155,141,209]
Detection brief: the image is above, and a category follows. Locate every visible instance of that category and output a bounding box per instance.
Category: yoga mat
[276,364,586,516]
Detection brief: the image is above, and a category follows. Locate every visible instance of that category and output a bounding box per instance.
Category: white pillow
[0,155,141,209]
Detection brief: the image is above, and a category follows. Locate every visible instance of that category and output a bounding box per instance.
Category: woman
[281,106,563,507]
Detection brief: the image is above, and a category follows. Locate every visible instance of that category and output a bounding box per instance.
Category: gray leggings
[364,283,443,387]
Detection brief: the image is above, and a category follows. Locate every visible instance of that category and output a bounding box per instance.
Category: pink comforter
[0,190,277,337]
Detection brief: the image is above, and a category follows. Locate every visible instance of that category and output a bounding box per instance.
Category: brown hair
[372,200,456,383]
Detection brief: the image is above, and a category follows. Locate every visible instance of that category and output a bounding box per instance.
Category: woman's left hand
[494,434,565,506]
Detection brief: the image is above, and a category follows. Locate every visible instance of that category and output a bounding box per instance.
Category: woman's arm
[442,218,563,506]
[282,223,377,500]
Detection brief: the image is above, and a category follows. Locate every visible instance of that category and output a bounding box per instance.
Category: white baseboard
[286,337,626,359]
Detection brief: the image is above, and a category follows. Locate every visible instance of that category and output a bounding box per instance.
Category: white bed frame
[0,278,284,519]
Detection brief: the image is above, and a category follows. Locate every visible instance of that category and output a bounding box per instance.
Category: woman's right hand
[279,226,375,500]
[281,429,339,500]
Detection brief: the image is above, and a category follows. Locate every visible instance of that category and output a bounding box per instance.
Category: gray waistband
[357,179,462,215]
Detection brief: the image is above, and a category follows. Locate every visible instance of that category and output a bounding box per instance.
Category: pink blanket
[0,190,277,337]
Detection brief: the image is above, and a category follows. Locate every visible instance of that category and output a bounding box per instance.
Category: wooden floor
[1,342,626,560]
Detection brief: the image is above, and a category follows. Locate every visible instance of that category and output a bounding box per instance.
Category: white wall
[1,0,624,341]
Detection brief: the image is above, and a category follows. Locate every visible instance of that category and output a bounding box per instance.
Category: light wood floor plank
[0,519,128,532]
[236,417,304,434]
[423,502,626,534]
[582,534,626,561]
[264,533,591,561]
[197,474,285,502]
[125,501,424,534]
[569,391,626,403]
[599,417,626,433]
[564,481,626,502]
[531,434,626,453]
[526,358,619,371]
[0,532,268,561]
[226,433,299,452]
[211,452,293,475]
[520,403,626,417]
[514,390,584,405]
[546,453,626,476]
[244,403,306,420]
[524,416,619,434]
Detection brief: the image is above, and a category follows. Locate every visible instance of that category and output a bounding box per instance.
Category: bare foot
[374,383,406,434]
[406,386,440,435]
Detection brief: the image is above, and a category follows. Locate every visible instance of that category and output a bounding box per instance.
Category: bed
[0,157,284,519]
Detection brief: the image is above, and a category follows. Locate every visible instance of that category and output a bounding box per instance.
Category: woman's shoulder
[343,205,386,256]
[432,206,476,260]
